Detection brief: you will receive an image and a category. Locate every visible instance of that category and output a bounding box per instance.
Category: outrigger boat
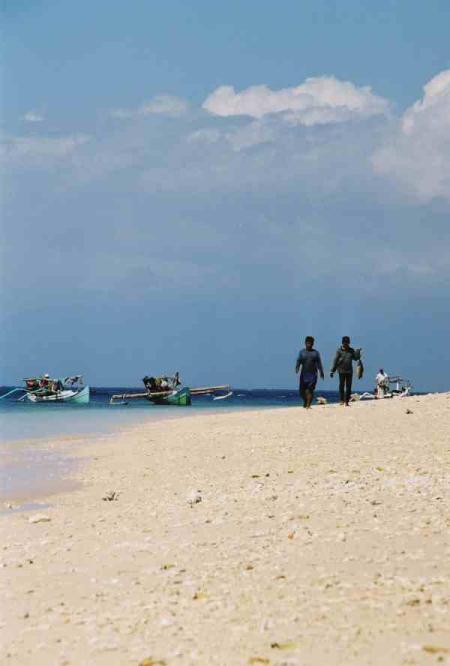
[353,375,412,401]
[386,376,412,397]
[110,373,232,406]
[0,375,90,404]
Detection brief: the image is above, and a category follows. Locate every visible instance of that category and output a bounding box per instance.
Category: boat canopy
[142,373,181,392]
[63,375,84,386]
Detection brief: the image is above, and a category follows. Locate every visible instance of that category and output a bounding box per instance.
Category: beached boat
[352,376,412,401]
[0,375,90,404]
[110,373,231,406]
[387,376,412,397]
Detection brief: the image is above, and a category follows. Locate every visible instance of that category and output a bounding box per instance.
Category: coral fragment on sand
[270,641,299,650]
[422,645,450,654]
[29,514,51,524]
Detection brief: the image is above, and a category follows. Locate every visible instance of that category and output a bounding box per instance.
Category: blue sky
[1,0,450,390]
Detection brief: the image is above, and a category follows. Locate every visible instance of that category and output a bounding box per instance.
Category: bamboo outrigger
[110,374,232,406]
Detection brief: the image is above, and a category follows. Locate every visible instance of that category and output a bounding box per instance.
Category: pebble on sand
[270,640,299,650]
[188,493,202,507]
[28,514,51,524]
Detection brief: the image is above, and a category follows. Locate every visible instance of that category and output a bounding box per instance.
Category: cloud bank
[373,69,450,202]
[202,76,389,125]
[3,70,449,204]
[22,111,44,123]
[2,71,449,390]
[110,94,188,119]
[1,134,89,168]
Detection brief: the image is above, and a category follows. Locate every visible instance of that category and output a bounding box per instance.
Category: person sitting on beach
[330,336,361,406]
[295,336,324,409]
[375,368,389,398]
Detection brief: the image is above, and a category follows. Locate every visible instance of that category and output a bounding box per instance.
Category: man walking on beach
[330,336,361,406]
[295,336,324,408]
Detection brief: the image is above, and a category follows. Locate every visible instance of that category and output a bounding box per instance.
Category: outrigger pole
[0,387,28,400]
[0,387,52,401]
[17,388,43,401]
[110,384,232,404]
[190,385,231,396]
[110,390,174,402]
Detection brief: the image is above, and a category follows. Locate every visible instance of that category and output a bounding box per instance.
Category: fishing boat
[110,373,232,406]
[149,386,192,406]
[386,376,412,397]
[353,375,412,401]
[0,375,90,404]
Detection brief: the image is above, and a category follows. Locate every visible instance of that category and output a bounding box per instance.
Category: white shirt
[376,372,388,386]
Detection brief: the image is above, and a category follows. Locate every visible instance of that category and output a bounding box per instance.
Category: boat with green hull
[0,375,90,404]
[110,373,231,407]
[150,386,192,406]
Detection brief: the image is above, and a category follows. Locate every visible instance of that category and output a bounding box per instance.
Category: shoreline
[1,393,449,665]
[0,407,226,505]
[0,402,292,505]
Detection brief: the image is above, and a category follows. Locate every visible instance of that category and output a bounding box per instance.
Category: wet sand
[0,437,83,505]
[1,393,450,665]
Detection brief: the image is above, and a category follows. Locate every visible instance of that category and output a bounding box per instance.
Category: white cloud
[22,111,44,123]
[140,120,380,196]
[1,134,90,168]
[202,76,389,125]
[111,94,188,119]
[372,69,450,202]
[186,128,222,144]
[226,120,274,151]
[3,68,450,334]
[186,123,273,152]
[6,71,448,211]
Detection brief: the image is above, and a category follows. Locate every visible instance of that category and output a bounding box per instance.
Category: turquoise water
[0,387,340,503]
[0,386,342,442]
[0,399,187,442]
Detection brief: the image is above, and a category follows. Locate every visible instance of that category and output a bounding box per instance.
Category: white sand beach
[1,394,450,666]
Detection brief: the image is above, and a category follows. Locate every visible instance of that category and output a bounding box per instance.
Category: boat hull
[27,386,90,404]
[148,387,191,406]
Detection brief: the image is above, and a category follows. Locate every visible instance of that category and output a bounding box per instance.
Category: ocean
[0,386,342,504]
[0,386,344,442]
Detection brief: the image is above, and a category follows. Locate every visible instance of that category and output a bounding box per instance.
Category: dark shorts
[300,372,317,392]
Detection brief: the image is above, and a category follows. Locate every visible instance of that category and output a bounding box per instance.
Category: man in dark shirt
[295,336,324,408]
[330,336,361,406]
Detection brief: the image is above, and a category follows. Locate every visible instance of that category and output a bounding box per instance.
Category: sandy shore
[1,394,450,666]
